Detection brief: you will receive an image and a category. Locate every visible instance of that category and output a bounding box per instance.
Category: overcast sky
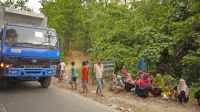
[27,0,41,13]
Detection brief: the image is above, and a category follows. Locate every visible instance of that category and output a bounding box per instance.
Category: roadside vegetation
[40,0,200,95]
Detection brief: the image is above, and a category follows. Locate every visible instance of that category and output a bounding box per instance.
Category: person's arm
[186,86,189,97]
[64,63,66,72]
[83,67,88,78]
[71,68,74,78]
[93,64,96,74]
[101,64,104,76]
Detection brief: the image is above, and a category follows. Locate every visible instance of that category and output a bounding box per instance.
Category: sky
[27,0,41,13]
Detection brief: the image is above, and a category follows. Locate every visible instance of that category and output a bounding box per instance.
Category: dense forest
[1,0,200,93]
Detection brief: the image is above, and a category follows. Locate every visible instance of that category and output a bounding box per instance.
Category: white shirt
[95,64,103,78]
[60,62,65,70]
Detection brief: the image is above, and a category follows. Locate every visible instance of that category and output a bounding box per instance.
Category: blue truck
[0,8,60,88]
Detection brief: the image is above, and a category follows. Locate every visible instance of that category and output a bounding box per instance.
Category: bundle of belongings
[109,74,124,94]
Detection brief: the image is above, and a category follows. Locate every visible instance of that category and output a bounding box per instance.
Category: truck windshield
[5,25,58,49]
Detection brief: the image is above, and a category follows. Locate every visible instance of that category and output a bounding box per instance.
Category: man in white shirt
[95,61,104,96]
[59,61,65,83]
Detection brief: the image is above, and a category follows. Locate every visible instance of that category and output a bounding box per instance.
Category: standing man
[81,61,89,93]
[71,61,77,90]
[59,59,65,83]
[92,61,97,85]
[95,61,104,96]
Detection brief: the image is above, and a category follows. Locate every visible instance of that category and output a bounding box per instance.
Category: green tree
[1,0,31,11]
[40,0,200,85]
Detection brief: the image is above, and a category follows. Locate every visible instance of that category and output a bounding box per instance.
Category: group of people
[69,60,105,96]
[109,65,193,105]
[59,58,200,106]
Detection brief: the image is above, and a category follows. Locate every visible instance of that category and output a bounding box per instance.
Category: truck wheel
[40,77,51,88]
[0,78,7,89]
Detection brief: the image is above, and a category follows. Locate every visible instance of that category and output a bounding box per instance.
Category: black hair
[82,61,86,66]
[71,61,75,66]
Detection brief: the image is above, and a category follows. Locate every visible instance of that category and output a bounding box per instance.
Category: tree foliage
[0,0,32,11]
[40,0,200,83]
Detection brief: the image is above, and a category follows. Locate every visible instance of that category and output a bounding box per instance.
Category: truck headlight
[0,63,4,68]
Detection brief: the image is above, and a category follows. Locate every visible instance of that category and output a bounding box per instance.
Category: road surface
[0,81,116,112]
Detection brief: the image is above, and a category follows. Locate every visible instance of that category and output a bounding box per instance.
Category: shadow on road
[0,81,45,93]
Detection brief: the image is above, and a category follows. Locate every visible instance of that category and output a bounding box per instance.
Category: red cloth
[136,78,147,89]
[121,68,127,78]
[143,73,151,87]
[82,66,88,81]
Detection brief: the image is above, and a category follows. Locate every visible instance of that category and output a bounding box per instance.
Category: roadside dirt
[52,78,199,112]
[53,51,199,112]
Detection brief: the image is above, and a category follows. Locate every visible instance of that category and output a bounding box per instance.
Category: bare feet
[80,91,86,93]
[100,94,104,97]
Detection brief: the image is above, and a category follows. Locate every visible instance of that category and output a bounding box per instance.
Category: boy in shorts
[71,61,77,90]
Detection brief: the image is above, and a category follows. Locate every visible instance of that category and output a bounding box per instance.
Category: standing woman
[81,61,89,93]
[177,79,189,104]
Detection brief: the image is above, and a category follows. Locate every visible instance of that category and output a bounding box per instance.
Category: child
[109,73,117,91]
[70,61,77,90]
[59,60,65,83]
[81,61,89,93]
[161,83,174,100]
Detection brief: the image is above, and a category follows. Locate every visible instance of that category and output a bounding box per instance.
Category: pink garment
[121,68,127,78]
[136,78,147,89]
[177,79,189,97]
[143,73,151,87]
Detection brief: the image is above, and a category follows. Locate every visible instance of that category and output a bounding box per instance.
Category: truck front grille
[21,65,44,68]
[3,57,59,68]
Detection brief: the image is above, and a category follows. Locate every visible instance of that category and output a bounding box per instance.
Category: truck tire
[0,78,7,89]
[40,77,51,88]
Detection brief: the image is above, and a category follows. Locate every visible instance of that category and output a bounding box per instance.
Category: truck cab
[0,8,60,88]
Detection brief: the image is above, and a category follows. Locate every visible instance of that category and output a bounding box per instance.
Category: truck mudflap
[6,68,56,77]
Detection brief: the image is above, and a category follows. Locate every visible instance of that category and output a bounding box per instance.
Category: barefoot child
[70,62,77,90]
[81,61,89,93]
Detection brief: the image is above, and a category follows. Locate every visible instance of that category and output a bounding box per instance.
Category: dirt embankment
[53,51,199,112]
